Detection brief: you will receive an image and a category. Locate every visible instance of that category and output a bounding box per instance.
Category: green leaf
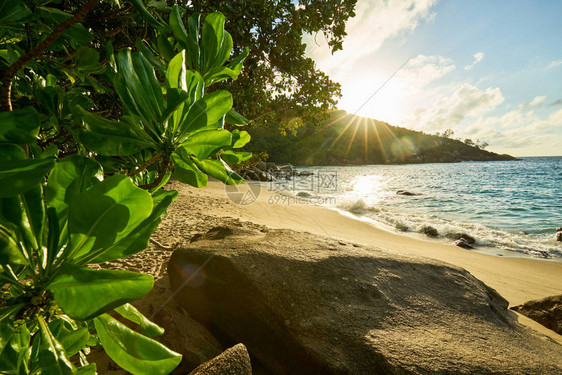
[169,5,189,50]
[185,13,201,70]
[0,0,31,26]
[76,363,96,375]
[114,303,164,337]
[194,158,244,185]
[48,320,89,357]
[89,189,177,263]
[130,0,167,30]
[37,316,75,375]
[172,150,207,188]
[177,90,232,142]
[46,155,103,223]
[114,49,165,130]
[156,34,175,63]
[94,314,181,375]
[0,144,55,198]
[200,13,227,74]
[75,106,155,156]
[179,129,231,160]
[231,130,251,148]
[225,108,250,126]
[48,265,154,321]
[67,175,153,262]
[75,47,106,74]
[0,219,27,265]
[221,149,252,165]
[0,107,40,145]
[135,38,165,72]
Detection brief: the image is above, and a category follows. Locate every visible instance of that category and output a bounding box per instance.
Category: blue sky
[304,0,562,156]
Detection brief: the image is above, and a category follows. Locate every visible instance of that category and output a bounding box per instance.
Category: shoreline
[175,179,562,343]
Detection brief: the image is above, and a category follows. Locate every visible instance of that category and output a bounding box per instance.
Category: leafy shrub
[0,1,250,373]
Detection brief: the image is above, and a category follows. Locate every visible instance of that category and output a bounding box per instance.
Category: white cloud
[404,83,504,131]
[547,60,562,69]
[304,0,438,81]
[397,54,455,89]
[464,52,484,70]
[462,98,562,156]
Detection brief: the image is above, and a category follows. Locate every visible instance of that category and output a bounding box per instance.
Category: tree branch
[1,0,100,111]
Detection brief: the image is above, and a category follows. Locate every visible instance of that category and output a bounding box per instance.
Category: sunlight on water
[295,157,562,261]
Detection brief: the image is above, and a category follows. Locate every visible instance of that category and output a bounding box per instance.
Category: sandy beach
[160,179,562,343]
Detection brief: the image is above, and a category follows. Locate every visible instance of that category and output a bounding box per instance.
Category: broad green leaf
[231,130,251,148]
[177,90,232,142]
[94,314,181,375]
[0,0,31,26]
[200,13,226,74]
[225,108,250,126]
[114,49,164,131]
[37,316,75,375]
[76,364,96,374]
[75,47,105,74]
[185,13,201,70]
[172,150,207,188]
[130,0,167,30]
[89,189,177,263]
[19,185,44,249]
[0,317,29,374]
[0,219,27,265]
[194,158,244,185]
[48,265,154,321]
[221,149,252,165]
[227,47,249,76]
[179,129,231,160]
[67,175,153,261]
[48,320,89,357]
[156,34,175,63]
[0,107,40,145]
[114,303,164,337]
[169,5,189,50]
[135,38,165,72]
[0,144,54,198]
[46,156,103,220]
[75,106,155,156]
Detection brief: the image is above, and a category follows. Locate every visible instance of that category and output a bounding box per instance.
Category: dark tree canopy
[185,0,357,132]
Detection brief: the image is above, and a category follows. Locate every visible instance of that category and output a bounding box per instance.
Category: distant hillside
[246,110,517,165]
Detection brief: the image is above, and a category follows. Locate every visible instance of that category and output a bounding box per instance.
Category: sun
[337,75,407,125]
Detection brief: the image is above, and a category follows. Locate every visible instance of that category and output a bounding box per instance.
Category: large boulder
[511,295,562,335]
[168,226,562,374]
[188,344,252,375]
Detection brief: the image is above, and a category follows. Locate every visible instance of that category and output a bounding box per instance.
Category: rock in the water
[396,190,420,196]
[511,295,562,335]
[454,238,474,249]
[168,225,562,374]
[556,226,562,232]
[296,191,313,198]
[188,344,252,375]
[556,231,562,242]
[420,225,439,237]
[446,232,476,244]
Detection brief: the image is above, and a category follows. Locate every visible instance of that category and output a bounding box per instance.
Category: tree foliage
[0,1,251,373]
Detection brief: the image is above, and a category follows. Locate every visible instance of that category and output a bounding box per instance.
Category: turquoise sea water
[293,157,562,260]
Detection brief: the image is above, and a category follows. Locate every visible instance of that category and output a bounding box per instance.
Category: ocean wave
[336,198,562,260]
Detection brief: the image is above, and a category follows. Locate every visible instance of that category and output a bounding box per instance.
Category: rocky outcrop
[238,161,313,182]
[511,295,562,335]
[454,238,474,249]
[188,344,252,375]
[168,225,562,374]
[396,190,420,196]
[446,232,476,245]
[556,227,562,242]
[420,225,439,237]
